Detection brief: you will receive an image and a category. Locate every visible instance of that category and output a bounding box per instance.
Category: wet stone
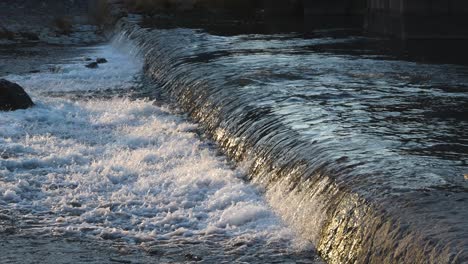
[108,257,131,263]
[19,32,39,41]
[96,58,108,64]
[85,62,99,69]
[144,246,161,256]
[69,202,82,208]
[47,184,58,191]
[184,253,202,261]
[0,79,34,111]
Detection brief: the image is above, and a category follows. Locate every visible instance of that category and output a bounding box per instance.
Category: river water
[0,43,321,263]
[1,16,467,263]
[115,18,468,263]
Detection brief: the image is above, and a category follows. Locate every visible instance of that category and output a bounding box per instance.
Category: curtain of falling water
[113,19,468,264]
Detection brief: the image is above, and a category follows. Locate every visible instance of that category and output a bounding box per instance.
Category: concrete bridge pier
[264,0,366,28]
[263,0,468,39]
[366,0,468,39]
[303,0,366,28]
[263,0,304,17]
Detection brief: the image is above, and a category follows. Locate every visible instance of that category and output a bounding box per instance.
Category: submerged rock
[184,253,202,262]
[0,28,15,40]
[19,32,39,41]
[0,79,34,111]
[85,62,99,69]
[96,58,108,64]
[48,66,62,73]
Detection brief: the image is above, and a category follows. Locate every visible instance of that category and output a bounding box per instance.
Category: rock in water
[96,58,107,64]
[85,62,99,69]
[0,79,34,111]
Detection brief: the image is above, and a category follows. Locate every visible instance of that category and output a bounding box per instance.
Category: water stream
[0,42,320,263]
[114,18,468,263]
[1,15,467,263]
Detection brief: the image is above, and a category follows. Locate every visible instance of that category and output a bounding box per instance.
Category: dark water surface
[117,18,468,263]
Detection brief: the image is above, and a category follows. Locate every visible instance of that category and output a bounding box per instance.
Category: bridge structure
[84,0,468,39]
[265,0,468,39]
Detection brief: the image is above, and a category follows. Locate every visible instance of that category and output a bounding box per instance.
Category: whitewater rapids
[0,42,321,263]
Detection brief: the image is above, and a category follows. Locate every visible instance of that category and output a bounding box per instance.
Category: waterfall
[113,18,467,264]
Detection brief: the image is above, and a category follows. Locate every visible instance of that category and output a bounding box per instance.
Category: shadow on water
[139,14,468,66]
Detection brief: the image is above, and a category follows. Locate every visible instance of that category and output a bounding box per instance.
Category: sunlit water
[0,43,321,263]
[115,19,468,263]
[2,17,468,263]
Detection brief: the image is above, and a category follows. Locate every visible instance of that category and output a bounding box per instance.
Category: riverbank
[0,0,107,45]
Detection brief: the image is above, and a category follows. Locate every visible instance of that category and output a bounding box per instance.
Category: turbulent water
[0,43,322,263]
[1,16,468,263]
[114,19,468,263]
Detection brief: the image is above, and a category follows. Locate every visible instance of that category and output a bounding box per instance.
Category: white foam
[0,43,308,251]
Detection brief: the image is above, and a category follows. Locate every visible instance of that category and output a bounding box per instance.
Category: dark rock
[84,57,93,61]
[108,258,131,264]
[184,253,202,261]
[0,29,15,40]
[47,184,58,191]
[96,58,108,64]
[145,246,162,256]
[85,62,99,69]
[53,17,73,35]
[69,201,82,208]
[19,32,39,41]
[0,79,34,111]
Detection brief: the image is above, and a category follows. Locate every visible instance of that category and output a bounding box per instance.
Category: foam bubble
[0,43,310,254]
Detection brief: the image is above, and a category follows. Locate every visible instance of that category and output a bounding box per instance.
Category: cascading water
[0,39,322,262]
[114,18,468,263]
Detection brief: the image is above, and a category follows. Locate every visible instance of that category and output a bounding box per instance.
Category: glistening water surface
[117,19,468,263]
[0,43,321,263]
